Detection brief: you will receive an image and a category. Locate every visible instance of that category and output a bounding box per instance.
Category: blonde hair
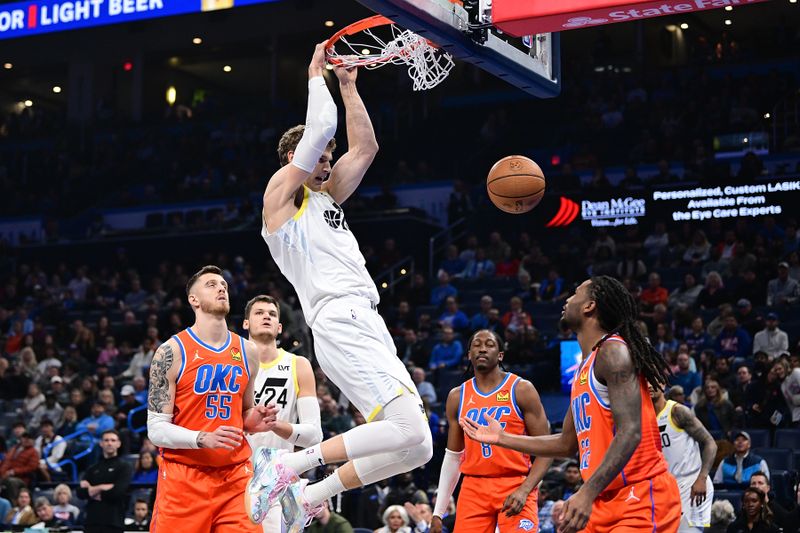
[382,505,410,527]
[54,484,72,502]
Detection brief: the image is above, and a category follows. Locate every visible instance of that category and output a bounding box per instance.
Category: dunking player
[463,276,681,533]
[431,330,551,533]
[246,43,431,530]
[242,295,322,532]
[650,382,717,532]
[147,265,277,532]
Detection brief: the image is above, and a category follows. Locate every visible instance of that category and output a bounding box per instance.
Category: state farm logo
[562,16,608,28]
[546,197,580,227]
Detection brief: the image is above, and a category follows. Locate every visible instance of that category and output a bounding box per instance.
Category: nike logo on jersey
[625,487,641,503]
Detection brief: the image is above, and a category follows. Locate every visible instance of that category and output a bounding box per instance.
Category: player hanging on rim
[246,43,431,531]
[462,275,681,533]
[243,295,323,533]
[432,329,552,533]
[649,381,717,533]
[147,265,277,533]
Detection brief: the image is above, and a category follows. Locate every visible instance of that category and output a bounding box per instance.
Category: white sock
[304,470,347,507]
[283,445,325,475]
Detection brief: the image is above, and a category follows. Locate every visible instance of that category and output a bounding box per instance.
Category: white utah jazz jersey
[656,400,702,480]
[248,349,300,451]
[262,186,379,327]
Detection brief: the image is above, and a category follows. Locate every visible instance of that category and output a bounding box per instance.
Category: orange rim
[325,15,438,67]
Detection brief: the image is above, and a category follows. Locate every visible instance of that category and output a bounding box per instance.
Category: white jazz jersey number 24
[247,348,300,451]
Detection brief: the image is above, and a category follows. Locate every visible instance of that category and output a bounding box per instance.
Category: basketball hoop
[325,15,454,91]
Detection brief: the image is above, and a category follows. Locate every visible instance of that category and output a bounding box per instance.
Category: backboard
[353,0,561,98]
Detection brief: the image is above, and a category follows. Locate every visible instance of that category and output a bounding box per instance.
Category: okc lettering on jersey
[465,405,512,424]
[192,364,243,394]
[571,392,592,434]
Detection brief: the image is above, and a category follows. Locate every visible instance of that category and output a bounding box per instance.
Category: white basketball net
[328,24,454,91]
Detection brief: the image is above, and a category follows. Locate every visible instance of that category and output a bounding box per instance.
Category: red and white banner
[492,0,770,37]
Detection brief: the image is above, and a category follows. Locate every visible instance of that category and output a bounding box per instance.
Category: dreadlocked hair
[589,275,670,391]
[463,329,507,379]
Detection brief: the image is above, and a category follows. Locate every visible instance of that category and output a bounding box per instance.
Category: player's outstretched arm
[431,388,465,531]
[263,42,337,232]
[672,402,717,506]
[242,339,278,434]
[502,380,554,517]
[461,406,578,458]
[559,341,641,533]
[323,65,379,205]
[265,355,323,447]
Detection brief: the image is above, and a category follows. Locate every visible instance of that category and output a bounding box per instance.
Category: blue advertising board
[0,0,278,40]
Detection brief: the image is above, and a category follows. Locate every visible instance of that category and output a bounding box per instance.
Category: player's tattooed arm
[148,341,177,414]
[583,340,642,500]
[672,403,718,479]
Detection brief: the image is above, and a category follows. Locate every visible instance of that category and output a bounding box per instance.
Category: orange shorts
[151,459,259,533]
[583,471,680,533]
[455,475,539,533]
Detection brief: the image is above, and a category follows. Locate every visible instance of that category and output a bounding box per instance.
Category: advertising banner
[0,0,277,40]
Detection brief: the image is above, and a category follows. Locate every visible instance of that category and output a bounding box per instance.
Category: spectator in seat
[714,356,738,392]
[21,382,45,418]
[749,472,792,532]
[438,297,469,332]
[52,483,80,524]
[539,269,568,302]
[398,330,427,368]
[34,419,66,481]
[76,402,115,444]
[778,356,800,426]
[124,499,152,531]
[715,316,752,362]
[117,384,145,430]
[753,313,789,360]
[430,271,457,308]
[4,487,36,527]
[767,261,800,307]
[411,367,437,405]
[560,460,583,500]
[695,378,735,435]
[653,323,678,356]
[58,405,79,436]
[643,221,669,263]
[0,431,40,494]
[697,271,730,310]
[616,249,647,280]
[461,248,495,281]
[385,472,428,509]
[736,299,764,338]
[119,337,155,380]
[669,352,702,399]
[725,487,779,533]
[731,365,763,427]
[77,429,132,533]
[32,392,65,429]
[494,249,520,278]
[734,270,765,307]
[375,504,411,533]
[501,296,533,334]
[470,295,493,331]
[668,273,702,310]
[708,500,735,533]
[131,450,158,484]
[32,496,67,529]
[439,245,466,278]
[685,316,712,356]
[486,232,511,264]
[640,272,669,310]
[0,496,9,527]
[683,230,711,266]
[713,431,770,484]
[429,327,463,370]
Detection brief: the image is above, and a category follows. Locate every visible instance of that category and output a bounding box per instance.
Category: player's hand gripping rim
[459,415,503,445]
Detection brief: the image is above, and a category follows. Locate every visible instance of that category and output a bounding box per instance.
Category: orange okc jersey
[459,373,531,477]
[570,335,666,493]
[162,327,253,467]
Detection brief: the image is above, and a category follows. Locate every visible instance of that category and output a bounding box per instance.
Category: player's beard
[200,298,230,317]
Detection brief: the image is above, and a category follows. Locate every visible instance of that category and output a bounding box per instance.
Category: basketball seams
[486,155,545,214]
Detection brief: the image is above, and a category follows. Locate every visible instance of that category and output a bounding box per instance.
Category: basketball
[486,155,546,214]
